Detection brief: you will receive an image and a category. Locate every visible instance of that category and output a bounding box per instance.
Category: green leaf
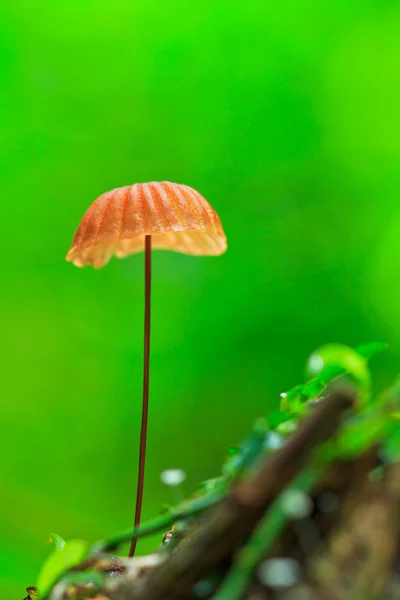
[354,341,388,360]
[267,409,293,430]
[306,344,371,403]
[280,385,310,416]
[36,539,88,597]
[280,342,385,416]
[48,533,66,552]
[308,342,369,379]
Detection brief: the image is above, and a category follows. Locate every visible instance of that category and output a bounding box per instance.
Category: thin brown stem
[129,234,152,557]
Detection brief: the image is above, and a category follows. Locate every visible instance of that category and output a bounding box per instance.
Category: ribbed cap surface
[66,181,227,268]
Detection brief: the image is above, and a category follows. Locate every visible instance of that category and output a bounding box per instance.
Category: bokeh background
[1,1,399,596]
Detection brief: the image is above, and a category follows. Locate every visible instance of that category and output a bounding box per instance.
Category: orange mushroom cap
[66,181,227,268]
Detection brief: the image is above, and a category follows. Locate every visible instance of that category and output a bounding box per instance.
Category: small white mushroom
[160,468,186,486]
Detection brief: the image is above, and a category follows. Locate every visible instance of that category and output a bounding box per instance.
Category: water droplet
[160,469,186,486]
[258,557,301,588]
[264,431,285,451]
[281,489,313,519]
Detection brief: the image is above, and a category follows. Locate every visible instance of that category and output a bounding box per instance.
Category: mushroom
[66,181,227,556]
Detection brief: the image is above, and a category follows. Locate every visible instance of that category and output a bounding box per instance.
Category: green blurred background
[1,1,399,596]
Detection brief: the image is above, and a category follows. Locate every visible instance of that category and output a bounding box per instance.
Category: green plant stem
[91,487,226,554]
[213,468,320,600]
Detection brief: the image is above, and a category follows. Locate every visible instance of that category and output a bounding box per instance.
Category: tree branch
[107,386,354,600]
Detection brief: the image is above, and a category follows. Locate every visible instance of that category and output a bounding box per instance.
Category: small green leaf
[355,342,388,360]
[281,342,385,416]
[48,533,66,552]
[36,539,88,597]
[306,343,371,405]
[280,385,311,416]
[267,409,293,430]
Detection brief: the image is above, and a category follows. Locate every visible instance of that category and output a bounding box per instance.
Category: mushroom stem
[129,234,152,558]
